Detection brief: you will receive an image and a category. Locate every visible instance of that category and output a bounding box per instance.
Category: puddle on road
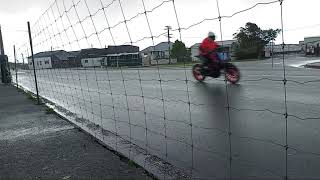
[0,126,74,141]
[289,59,320,68]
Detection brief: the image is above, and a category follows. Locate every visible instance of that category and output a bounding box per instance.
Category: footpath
[0,84,152,180]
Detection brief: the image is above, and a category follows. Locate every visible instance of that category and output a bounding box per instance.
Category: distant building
[77,45,142,67]
[141,42,177,65]
[264,44,302,57]
[69,50,81,57]
[141,42,173,59]
[28,50,78,69]
[190,43,201,62]
[28,45,142,69]
[304,36,320,56]
[190,40,237,61]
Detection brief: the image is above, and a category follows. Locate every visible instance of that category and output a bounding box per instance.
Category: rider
[199,32,219,74]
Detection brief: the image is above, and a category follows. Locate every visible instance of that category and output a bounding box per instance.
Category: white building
[304,36,320,46]
[141,42,176,65]
[304,36,320,55]
[78,46,142,67]
[190,43,201,62]
[28,50,75,69]
[264,44,302,57]
[81,57,104,67]
[28,57,52,69]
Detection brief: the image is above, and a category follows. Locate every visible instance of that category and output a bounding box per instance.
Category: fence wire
[12,0,320,179]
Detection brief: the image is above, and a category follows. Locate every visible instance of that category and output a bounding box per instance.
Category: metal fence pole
[27,21,40,104]
[14,45,18,89]
[271,40,274,68]
[21,53,25,69]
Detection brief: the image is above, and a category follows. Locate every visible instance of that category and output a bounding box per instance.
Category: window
[45,61,49,64]
[127,54,132,60]
[161,52,165,58]
[39,61,42,65]
[84,60,88,63]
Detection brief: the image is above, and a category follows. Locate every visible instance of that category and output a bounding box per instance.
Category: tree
[171,40,191,62]
[233,22,280,59]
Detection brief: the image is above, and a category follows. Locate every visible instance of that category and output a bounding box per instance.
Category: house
[77,48,106,67]
[299,40,305,52]
[264,43,302,57]
[141,42,176,65]
[190,43,201,62]
[190,40,237,61]
[105,45,141,67]
[105,52,141,67]
[28,50,78,69]
[77,45,142,67]
[141,42,173,59]
[69,50,81,57]
[304,36,320,55]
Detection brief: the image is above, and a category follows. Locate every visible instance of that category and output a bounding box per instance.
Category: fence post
[14,45,18,89]
[21,53,25,69]
[271,41,274,68]
[27,21,40,104]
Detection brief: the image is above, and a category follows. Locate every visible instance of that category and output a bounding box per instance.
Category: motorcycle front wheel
[225,64,240,84]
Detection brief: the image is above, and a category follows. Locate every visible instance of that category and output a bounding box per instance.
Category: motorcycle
[192,53,240,84]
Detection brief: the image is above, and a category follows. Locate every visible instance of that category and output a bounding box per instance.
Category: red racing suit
[199,37,219,63]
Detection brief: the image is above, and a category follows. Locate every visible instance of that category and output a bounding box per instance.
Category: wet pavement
[0,84,152,180]
[13,55,320,179]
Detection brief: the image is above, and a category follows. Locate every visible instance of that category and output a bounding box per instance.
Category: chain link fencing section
[11,0,320,179]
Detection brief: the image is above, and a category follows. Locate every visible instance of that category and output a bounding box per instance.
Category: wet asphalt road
[16,55,320,179]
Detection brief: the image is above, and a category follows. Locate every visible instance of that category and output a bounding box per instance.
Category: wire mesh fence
[10,0,320,179]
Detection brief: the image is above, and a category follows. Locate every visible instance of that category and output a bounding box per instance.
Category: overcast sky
[1,0,320,62]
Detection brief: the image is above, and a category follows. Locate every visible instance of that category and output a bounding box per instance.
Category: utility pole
[165,26,172,64]
[0,25,4,83]
[0,25,4,56]
[0,25,11,83]
[14,45,18,88]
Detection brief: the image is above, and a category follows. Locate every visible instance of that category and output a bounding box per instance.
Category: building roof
[107,45,139,54]
[30,50,75,60]
[29,45,140,60]
[78,45,140,58]
[304,36,320,44]
[69,51,81,56]
[304,36,320,39]
[190,43,200,49]
[141,42,173,52]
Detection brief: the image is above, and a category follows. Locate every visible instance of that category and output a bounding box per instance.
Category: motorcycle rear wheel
[192,64,206,82]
